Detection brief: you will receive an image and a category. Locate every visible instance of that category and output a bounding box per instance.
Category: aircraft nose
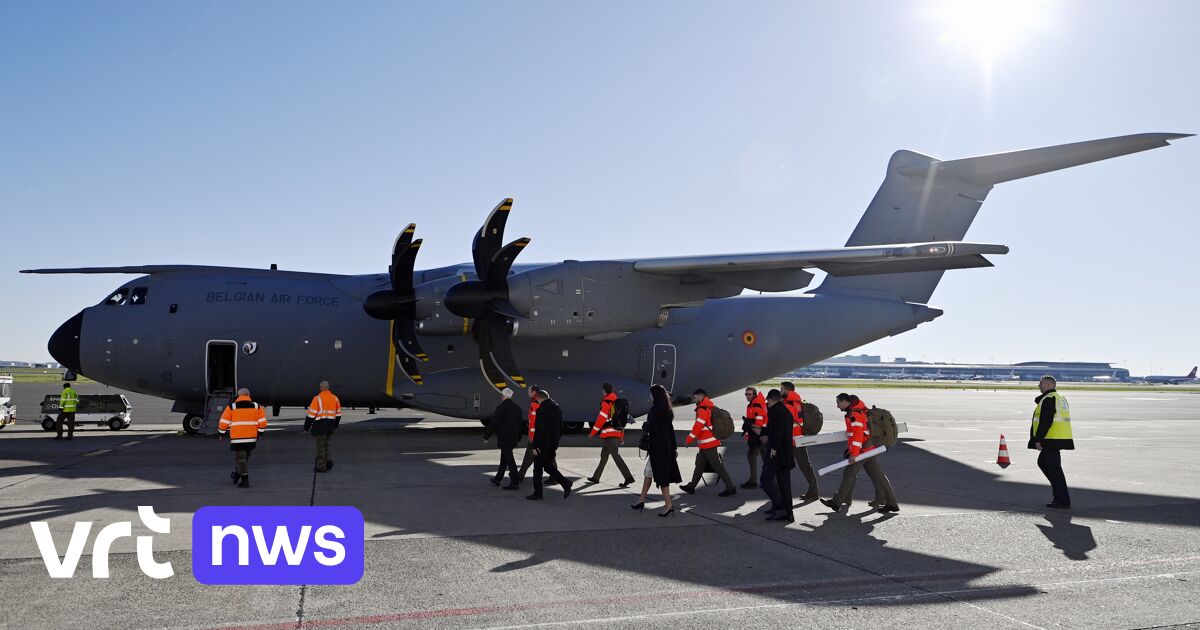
[49,311,83,373]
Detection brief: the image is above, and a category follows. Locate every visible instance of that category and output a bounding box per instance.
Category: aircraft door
[650,343,676,394]
[206,341,237,395]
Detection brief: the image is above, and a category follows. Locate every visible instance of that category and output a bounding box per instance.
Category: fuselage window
[104,288,129,306]
[130,287,149,305]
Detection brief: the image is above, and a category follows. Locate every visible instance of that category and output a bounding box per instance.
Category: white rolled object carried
[817,446,888,477]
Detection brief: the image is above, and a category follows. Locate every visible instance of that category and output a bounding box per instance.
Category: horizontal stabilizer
[899,133,1193,186]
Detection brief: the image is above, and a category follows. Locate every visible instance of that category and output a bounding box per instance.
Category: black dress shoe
[586,477,601,484]
[631,502,645,511]
[764,510,778,520]
[490,477,502,486]
[820,498,842,511]
[718,488,738,497]
[778,514,795,523]
[620,478,635,488]
[879,505,900,513]
[800,492,820,501]
[1045,502,1070,509]
[526,494,543,501]
[325,460,333,471]
[680,484,696,495]
[740,480,758,489]
[563,481,573,499]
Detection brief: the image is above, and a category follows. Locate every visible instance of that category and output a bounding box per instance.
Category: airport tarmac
[1,384,1198,630]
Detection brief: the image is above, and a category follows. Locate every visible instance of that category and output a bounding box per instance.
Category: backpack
[866,406,898,447]
[800,401,823,435]
[708,406,735,440]
[610,398,631,430]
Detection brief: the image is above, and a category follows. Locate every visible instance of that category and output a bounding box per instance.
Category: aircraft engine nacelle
[413,276,471,336]
[412,261,721,338]
[503,260,712,338]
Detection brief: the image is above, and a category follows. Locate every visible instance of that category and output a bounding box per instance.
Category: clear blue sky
[1,1,1196,375]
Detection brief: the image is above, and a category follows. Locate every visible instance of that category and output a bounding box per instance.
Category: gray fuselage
[67,266,939,423]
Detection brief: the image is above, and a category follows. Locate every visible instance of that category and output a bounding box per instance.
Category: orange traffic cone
[997,434,1011,469]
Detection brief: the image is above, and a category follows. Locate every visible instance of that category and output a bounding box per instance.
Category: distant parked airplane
[1144,366,1198,385]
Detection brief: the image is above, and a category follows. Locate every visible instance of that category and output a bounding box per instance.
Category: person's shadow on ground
[1036,513,1096,560]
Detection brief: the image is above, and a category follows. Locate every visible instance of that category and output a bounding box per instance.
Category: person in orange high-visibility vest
[741,387,768,488]
[587,383,635,487]
[514,385,554,488]
[680,389,736,497]
[781,381,820,500]
[218,388,268,488]
[304,381,342,473]
[821,393,898,513]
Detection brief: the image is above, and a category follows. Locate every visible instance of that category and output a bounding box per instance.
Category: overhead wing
[22,265,259,275]
[19,265,334,279]
[631,241,1008,292]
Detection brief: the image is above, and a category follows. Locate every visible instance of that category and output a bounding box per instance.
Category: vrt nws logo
[241,341,258,356]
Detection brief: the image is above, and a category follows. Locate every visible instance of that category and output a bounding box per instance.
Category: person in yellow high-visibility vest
[1029,375,1074,508]
[55,383,80,440]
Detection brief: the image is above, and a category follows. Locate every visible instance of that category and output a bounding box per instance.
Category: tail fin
[1188,366,1197,379]
[817,133,1190,303]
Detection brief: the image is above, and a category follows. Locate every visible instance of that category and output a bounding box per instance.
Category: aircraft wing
[20,265,243,275]
[19,265,334,279]
[630,241,1008,292]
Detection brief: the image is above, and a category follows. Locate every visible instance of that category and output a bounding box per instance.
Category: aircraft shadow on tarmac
[1,421,1196,607]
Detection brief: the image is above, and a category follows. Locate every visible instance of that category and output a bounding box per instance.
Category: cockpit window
[130,287,148,305]
[104,288,129,306]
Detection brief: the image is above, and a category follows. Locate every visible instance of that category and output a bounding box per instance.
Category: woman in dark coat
[633,384,682,516]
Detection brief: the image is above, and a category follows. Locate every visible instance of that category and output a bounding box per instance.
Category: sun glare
[929,0,1049,61]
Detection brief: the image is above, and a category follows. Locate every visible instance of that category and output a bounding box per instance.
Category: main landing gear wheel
[182,415,204,434]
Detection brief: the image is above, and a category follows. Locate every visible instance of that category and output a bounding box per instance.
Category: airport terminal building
[787,355,1131,382]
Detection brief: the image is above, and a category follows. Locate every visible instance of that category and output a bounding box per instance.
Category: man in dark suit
[484,388,524,488]
[528,389,573,500]
[760,389,795,522]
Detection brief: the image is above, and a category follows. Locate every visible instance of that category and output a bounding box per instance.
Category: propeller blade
[472,198,513,277]
[485,237,530,289]
[392,313,428,361]
[396,352,424,386]
[473,317,526,393]
[389,226,418,295]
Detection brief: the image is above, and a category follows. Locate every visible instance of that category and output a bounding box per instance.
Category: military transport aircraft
[22,133,1189,433]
